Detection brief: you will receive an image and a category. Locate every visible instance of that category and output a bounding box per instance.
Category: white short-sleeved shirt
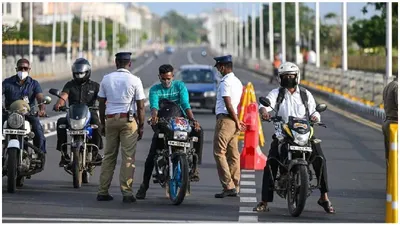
[215,72,243,115]
[98,68,146,115]
[258,87,320,123]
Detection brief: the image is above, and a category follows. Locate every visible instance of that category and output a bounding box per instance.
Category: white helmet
[277,62,301,86]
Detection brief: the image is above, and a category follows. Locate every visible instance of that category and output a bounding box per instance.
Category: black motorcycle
[149,100,199,205]
[259,96,328,217]
[49,88,101,188]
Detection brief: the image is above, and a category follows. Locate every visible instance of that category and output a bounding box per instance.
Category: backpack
[275,86,310,118]
[157,99,183,119]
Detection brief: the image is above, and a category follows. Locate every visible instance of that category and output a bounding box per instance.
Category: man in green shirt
[136,64,203,200]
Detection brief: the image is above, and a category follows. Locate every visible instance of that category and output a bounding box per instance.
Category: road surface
[2,47,386,223]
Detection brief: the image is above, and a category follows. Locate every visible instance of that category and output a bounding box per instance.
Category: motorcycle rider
[135,64,203,200]
[253,62,335,214]
[2,58,47,160]
[53,58,103,167]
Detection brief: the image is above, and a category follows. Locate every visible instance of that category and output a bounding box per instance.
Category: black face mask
[281,77,297,88]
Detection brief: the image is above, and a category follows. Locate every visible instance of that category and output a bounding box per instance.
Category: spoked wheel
[168,154,189,205]
[287,165,309,217]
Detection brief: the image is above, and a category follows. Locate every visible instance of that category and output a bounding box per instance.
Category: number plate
[190,102,201,107]
[168,140,191,148]
[289,145,312,152]
[67,130,87,135]
[3,129,26,135]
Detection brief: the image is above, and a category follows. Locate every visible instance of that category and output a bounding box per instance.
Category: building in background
[3,2,23,30]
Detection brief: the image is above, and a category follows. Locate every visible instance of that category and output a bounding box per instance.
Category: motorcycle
[49,88,101,188]
[2,96,52,193]
[149,115,199,205]
[259,96,328,217]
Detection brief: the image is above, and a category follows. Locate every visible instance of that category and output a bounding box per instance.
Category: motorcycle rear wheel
[287,165,309,217]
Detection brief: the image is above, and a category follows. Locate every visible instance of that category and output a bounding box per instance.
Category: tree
[350,2,398,48]
[162,10,204,43]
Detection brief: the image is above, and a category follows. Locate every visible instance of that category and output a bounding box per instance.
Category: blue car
[176,65,221,114]
[165,46,175,54]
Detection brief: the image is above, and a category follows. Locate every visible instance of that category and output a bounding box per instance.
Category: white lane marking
[131,56,154,74]
[1,217,222,223]
[187,50,196,64]
[238,216,258,222]
[241,169,255,173]
[240,197,257,203]
[44,131,57,138]
[239,207,256,213]
[240,188,256,194]
[240,181,256,186]
[241,174,255,179]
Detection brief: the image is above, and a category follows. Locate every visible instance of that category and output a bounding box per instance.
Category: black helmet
[72,58,91,84]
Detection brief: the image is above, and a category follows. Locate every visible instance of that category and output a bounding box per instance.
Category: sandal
[253,202,270,212]
[317,199,336,214]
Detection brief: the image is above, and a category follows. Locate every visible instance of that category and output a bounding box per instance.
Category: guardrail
[208,46,388,122]
[386,123,398,223]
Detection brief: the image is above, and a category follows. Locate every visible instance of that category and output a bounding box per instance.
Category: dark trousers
[141,126,204,188]
[2,114,46,153]
[56,111,103,153]
[261,136,329,202]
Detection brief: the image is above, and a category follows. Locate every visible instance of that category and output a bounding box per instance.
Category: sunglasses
[17,66,30,71]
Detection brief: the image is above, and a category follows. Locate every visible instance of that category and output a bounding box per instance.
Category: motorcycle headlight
[7,113,24,129]
[69,118,86,130]
[204,91,216,97]
[173,131,188,141]
[292,131,309,146]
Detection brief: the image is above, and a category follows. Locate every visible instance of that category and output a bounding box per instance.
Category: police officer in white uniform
[96,52,146,203]
[213,55,246,198]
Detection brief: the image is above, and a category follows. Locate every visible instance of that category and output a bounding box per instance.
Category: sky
[137,2,380,20]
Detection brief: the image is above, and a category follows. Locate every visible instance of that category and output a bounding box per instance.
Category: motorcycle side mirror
[259,97,271,107]
[316,103,327,113]
[42,96,52,104]
[49,88,61,97]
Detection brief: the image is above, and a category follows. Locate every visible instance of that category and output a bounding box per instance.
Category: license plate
[3,129,26,135]
[67,130,87,135]
[168,140,191,148]
[190,102,201,107]
[289,145,312,152]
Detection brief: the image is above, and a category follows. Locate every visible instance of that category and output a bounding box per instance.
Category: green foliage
[162,10,204,43]
[141,32,148,41]
[350,2,398,48]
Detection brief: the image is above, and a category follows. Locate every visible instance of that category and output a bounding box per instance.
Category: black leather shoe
[97,194,113,201]
[215,189,237,198]
[135,184,148,200]
[123,195,136,203]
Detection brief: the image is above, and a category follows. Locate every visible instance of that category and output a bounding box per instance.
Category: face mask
[160,79,172,88]
[17,71,29,80]
[281,77,297,88]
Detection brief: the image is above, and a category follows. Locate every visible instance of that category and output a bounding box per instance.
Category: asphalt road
[2,47,386,223]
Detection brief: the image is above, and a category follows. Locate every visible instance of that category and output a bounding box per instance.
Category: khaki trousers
[98,116,138,196]
[213,115,241,191]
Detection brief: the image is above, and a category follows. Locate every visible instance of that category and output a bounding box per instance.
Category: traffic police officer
[212,55,245,198]
[96,52,146,203]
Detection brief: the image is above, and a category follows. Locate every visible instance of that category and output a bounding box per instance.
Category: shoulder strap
[275,87,286,116]
[298,86,309,118]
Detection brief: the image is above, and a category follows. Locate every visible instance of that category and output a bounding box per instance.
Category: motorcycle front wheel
[72,148,83,188]
[287,165,309,217]
[168,154,189,205]
[6,148,18,193]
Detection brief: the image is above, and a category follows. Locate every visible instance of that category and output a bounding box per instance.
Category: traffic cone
[240,103,267,170]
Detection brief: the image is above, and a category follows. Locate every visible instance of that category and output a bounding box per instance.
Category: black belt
[385,116,398,122]
[216,113,236,120]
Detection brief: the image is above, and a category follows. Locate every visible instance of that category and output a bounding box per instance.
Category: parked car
[175,65,221,114]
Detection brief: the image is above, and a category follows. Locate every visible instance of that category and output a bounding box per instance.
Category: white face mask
[17,71,29,80]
